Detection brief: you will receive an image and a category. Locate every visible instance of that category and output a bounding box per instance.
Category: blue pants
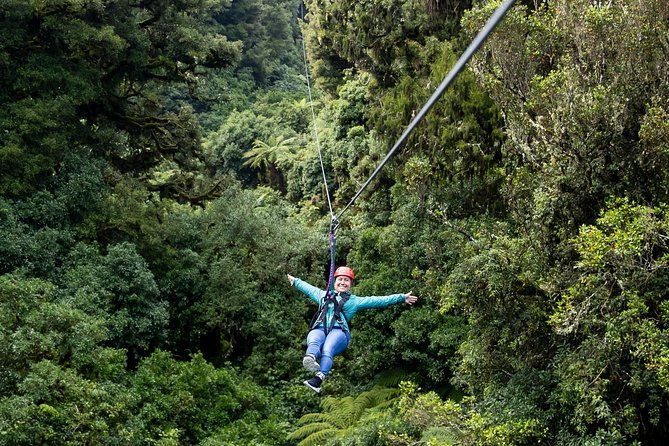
[305,327,350,376]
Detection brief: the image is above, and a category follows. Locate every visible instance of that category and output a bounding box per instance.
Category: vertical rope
[324,231,336,298]
[300,6,335,227]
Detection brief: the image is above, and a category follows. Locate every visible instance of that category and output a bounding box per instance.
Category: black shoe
[304,372,325,393]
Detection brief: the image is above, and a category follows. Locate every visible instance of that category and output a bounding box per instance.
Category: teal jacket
[293,278,406,334]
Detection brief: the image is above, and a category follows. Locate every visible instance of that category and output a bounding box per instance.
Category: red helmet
[334,266,355,280]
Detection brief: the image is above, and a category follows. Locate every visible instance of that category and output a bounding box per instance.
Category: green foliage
[389,382,548,446]
[0,0,241,198]
[62,242,169,362]
[126,351,241,443]
[303,0,469,91]
[337,198,468,388]
[441,234,551,392]
[289,385,400,446]
[372,37,505,217]
[0,150,107,279]
[195,183,324,380]
[204,92,309,188]
[217,0,303,85]
[638,100,669,199]
[0,360,131,445]
[464,0,669,241]
[243,135,299,191]
[1,342,287,445]
[0,269,290,444]
[443,1,669,442]
[201,410,290,446]
[550,200,669,442]
[2,0,669,444]
[0,275,122,392]
[0,199,72,278]
[0,273,128,444]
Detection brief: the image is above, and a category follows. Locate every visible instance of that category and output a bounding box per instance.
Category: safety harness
[309,291,351,335]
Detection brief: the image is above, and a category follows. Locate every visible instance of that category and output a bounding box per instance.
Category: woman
[287,266,418,392]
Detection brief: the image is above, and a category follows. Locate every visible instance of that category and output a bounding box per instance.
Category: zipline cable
[300,6,336,228]
[333,0,516,230]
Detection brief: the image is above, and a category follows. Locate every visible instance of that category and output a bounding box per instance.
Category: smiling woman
[287,267,418,393]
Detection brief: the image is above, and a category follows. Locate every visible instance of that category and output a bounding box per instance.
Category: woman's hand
[404,291,418,305]
[287,274,295,285]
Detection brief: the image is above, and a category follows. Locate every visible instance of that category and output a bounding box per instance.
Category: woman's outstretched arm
[286,274,324,305]
[354,292,419,310]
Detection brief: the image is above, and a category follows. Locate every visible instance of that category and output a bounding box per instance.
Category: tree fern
[288,386,400,446]
[298,413,337,424]
[241,135,297,190]
[296,428,340,446]
[288,422,334,440]
[356,387,398,410]
[242,135,297,170]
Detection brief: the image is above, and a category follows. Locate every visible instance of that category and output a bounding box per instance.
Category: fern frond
[241,141,271,168]
[288,422,331,440]
[297,428,340,446]
[355,387,397,408]
[365,387,399,407]
[375,369,411,387]
[355,391,375,410]
[422,426,460,445]
[320,395,342,412]
[371,398,400,411]
[297,412,337,425]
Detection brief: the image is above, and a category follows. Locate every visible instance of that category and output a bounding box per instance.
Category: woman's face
[334,275,352,293]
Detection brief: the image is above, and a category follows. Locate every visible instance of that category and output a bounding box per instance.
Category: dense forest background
[1,0,668,444]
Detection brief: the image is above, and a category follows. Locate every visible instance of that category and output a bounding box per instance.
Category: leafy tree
[195,183,325,379]
[0,199,72,278]
[0,0,241,198]
[386,382,548,445]
[0,360,131,445]
[205,107,294,186]
[464,0,669,245]
[441,233,551,394]
[549,200,669,443]
[0,275,122,391]
[243,135,299,190]
[124,350,285,444]
[62,242,169,363]
[216,0,303,85]
[0,274,129,444]
[303,0,470,91]
[371,38,506,218]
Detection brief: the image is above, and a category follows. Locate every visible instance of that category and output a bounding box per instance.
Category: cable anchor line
[299,5,339,290]
[334,0,516,227]
[299,4,335,227]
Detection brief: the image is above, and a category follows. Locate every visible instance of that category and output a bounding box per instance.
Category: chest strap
[309,291,350,335]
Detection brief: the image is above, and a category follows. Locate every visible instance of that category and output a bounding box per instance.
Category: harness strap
[309,291,351,335]
[324,231,335,298]
[314,230,336,333]
[308,297,329,331]
[327,292,350,334]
